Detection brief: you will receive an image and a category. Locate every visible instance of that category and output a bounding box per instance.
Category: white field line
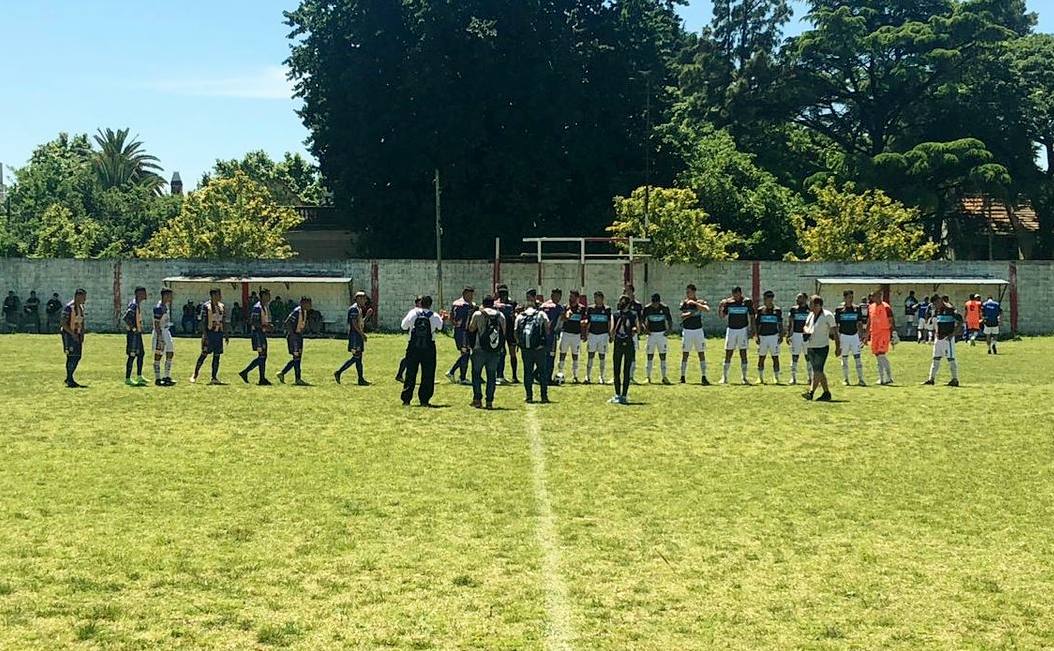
[526,406,575,651]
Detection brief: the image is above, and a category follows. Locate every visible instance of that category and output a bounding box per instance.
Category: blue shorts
[454,329,469,350]
[251,330,268,353]
[126,332,144,356]
[62,332,82,357]
[201,330,224,355]
[348,333,365,354]
[287,333,304,356]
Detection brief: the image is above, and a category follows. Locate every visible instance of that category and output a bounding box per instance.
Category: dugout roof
[162,276,352,285]
[815,276,1008,286]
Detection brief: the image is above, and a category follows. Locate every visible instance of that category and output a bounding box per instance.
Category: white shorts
[933,338,956,359]
[587,332,609,354]
[924,320,935,331]
[758,334,780,356]
[646,332,668,355]
[724,327,749,350]
[789,332,806,356]
[681,328,706,352]
[839,333,862,356]
[983,325,999,336]
[559,332,581,355]
[918,317,928,329]
[151,329,174,354]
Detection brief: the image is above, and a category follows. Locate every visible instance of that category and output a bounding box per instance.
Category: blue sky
[1,0,1051,192]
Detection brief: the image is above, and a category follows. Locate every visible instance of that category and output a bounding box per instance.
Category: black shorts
[807,346,829,372]
[201,330,224,355]
[251,330,268,352]
[348,333,365,354]
[287,333,304,355]
[62,332,83,357]
[126,332,144,356]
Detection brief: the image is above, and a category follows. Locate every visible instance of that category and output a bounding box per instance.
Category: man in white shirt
[802,294,841,402]
[400,295,445,407]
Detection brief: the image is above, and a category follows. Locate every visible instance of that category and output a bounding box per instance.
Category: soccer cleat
[680,376,686,384]
[189,374,198,384]
[816,392,833,402]
[277,371,286,384]
[741,378,750,385]
[540,397,551,404]
[163,377,176,386]
[445,372,457,384]
[701,377,711,386]
[947,379,960,387]
[294,379,309,386]
[459,379,472,386]
[239,370,249,384]
[525,398,535,404]
[789,378,797,385]
[756,378,766,385]
[136,376,148,386]
[607,395,621,404]
[470,400,482,409]
[258,378,273,386]
[858,379,867,387]
[662,377,672,385]
[598,377,606,385]
[125,378,138,386]
[358,379,371,386]
[395,375,404,382]
[485,402,493,410]
[208,378,225,385]
[923,379,935,385]
[618,396,629,405]
[842,379,850,386]
[155,379,165,386]
[334,371,342,384]
[801,391,814,401]
[496,377,505,386]
[992,345,998,354]
[572,377,580,384]
[510,377,520,385]
[583,379,591,385]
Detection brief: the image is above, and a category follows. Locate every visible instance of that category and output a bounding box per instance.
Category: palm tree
[90,128,167,195]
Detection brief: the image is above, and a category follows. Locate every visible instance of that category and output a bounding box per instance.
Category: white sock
[558,358,565,373]
[842,357,850,382]
[949,359,958,380]
[722,362,730,382]
[572,358,579,378]
[164,358,172,378]
[854,356,864,381]
[740,362,748,381]
[646,357,653,379]
[929,359,940,380]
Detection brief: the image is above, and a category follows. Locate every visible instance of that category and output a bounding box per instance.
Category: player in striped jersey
[786,293,812,385]
[151,288,176,386]
[239,288,274,385]
[335,291,370,385]
[60,288,87,388]
[122,286,148,386]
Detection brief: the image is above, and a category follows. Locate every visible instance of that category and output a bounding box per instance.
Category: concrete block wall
[0,258,1047,334]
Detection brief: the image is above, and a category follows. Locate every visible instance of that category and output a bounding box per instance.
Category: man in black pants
[515,290,550,404]
[400,295,444,406]
[609,295,639,405]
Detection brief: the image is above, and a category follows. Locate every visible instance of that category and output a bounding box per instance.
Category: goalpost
[493,237,650,300]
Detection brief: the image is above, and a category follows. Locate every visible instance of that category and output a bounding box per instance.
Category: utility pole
[643,71,652,234]
[434,168,444,310]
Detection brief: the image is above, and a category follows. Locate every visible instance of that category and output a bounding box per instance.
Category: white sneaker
[789,378,797,385]
[189,375,197,384]
[607,395,621,404]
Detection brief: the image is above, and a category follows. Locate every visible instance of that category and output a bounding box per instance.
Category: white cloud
[145,65,293,100]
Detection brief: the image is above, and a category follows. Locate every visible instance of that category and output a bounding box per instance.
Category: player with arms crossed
[679,284,711,385]
[584,291,612,384]
[834,289,867,386]
[556,290,584,383]
[151,288,177,386]
[754,290,783,384]
[642,293,673,384]
[866,290,896,385]
[786,292,812,386]
[718,286,753,385]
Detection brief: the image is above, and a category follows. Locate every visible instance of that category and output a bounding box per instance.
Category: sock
[337,358,355,375]
[211,355,220,380]
[153,361,161,380]
[791,355,798,382]
[681,360,688,378]
[740,362,748,382]
[510,355,518,380]
[722,362,730,382]
[194,354,207,376]
[572,358,579,378]
[66,357,75,382]
[646,357,653,380]
[294,358,302,381]
[841,357,850,382]
[587,356,594,380]
[125,357,134,380]
[599,355,606,380]
[854,356,864,381]
[558,358,566,374]
[773,363,780,382]
[660,359,668,379]
[354,357,364,381]
[699,359,707,378]
[949,359,958,380]
[258,358,266,381]
[164,358,172,379]
[282,359,295,375]
[629,360,636,380]
[136,354,144,377]
[929,359,940,381]
[757,367,765,382]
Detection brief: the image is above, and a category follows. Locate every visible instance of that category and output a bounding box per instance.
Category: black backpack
[409,310,434,350]
[517,310,546,350]
[480,313,504,352]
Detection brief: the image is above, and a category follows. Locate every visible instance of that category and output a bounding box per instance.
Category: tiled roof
[959,195,1039,234]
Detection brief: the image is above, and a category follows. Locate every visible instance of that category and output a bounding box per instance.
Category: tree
[89,128,166,195]
[32,204,101,259]
[794,183,939,261]
[137,172,304,259]
[608,186,740,264]
[200,151,328,206]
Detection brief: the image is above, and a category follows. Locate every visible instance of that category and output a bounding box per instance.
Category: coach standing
[400,296,445,407]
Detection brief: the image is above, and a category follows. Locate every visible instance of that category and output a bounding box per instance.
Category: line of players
[59,286,372,388]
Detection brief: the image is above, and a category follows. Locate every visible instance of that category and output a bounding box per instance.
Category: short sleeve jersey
[540,300,563,329]
[124,300,143,332]
[982,299,1002,326]
[205,301,225,331]
[904,296,919,316]
[153,301,171,330]
[868,301,893,334]
[755,305,782,337]
[723,298,752,330]
[250,301,270,331]
[934,306,962,339]
[964,300,982,327]
[451,297,475,332]
[613,310,637,341]
[917,301,931,320]
[562,304,585,335]
[63,301,85,333]
[347,304,360,330]
[586,305,612,335]
[789,305,810,334]
[834,304,864,336]
[643,303,672,333]
[680,300,704,330]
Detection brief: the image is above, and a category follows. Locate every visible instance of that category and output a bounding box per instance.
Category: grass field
[1,331,1053,650]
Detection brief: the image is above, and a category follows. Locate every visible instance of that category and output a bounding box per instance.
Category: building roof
[959,195,1038,234]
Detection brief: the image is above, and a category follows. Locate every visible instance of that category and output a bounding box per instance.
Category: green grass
[0,332,1052,649]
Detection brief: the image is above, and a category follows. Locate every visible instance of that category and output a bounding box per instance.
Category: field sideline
[1,333,1053,650]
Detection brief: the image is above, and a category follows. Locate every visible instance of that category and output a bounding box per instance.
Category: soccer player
[516,290,551,404]
[495,284,519,384]
[917,296,933,343]
[755,290,783,384]
[718,286,753,384]
[866,290,895,385]
[786,292,812,386]
[623,283,644,383]
[239,288,273,385]
[964,294,982,345]
[60,288,87,388]
[122,286,148,386]
[191,288,228,385]
[802,294,840,402]
[556,290,584,383]
[924,295,963,386]
[335,291,370,385]
[278,296,312,385]
[584,291,612,384]
[539,288,564,383]
[834,289,867,386]
[677,284,710,384]
[982,295,1003,354]
[642,293,673,384]
[445,286,476,385]
[608,295,638,404]
[401,295,445,407]
[151,288,177,386]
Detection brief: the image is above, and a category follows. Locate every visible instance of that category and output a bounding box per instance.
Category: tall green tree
[89,128,166,195]
[200,151,328,206]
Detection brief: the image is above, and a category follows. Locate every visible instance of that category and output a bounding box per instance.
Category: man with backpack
[516,290,551,404]
[467,295,506,409]
[400,295,445,406]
